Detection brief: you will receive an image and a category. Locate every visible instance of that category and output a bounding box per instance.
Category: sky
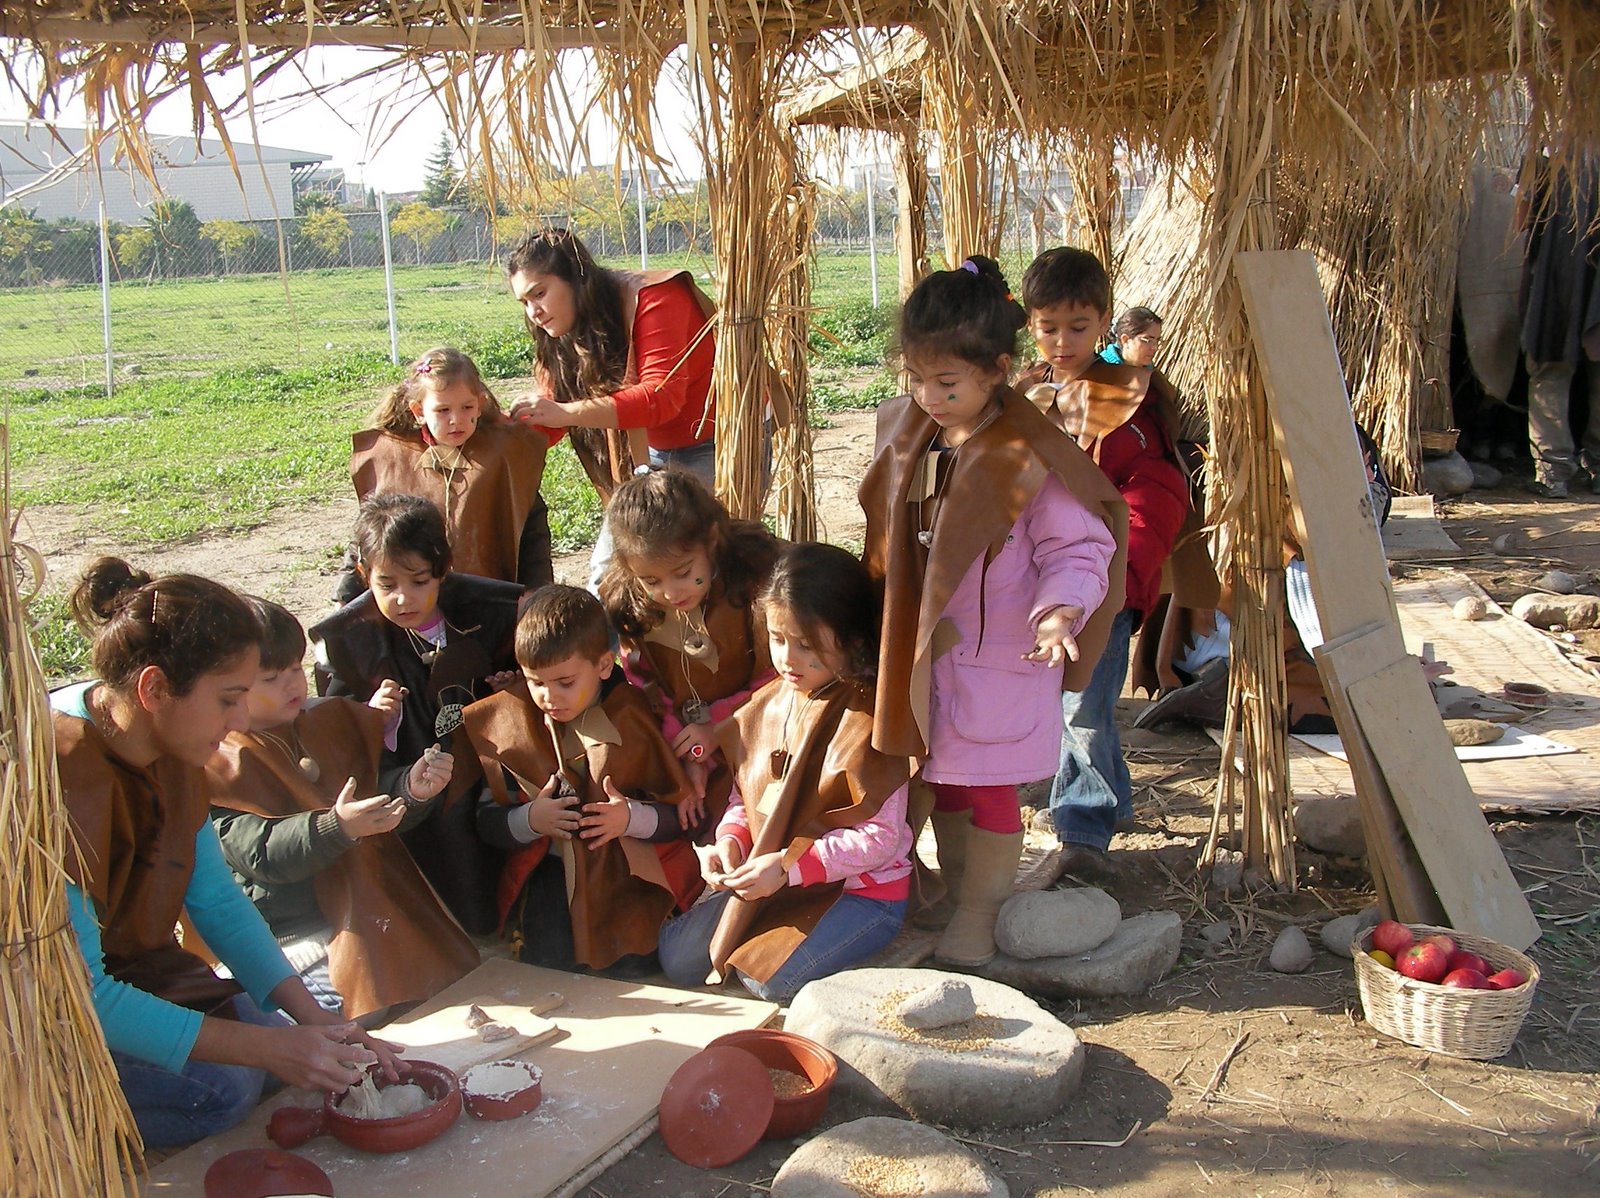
[0,43,717,195]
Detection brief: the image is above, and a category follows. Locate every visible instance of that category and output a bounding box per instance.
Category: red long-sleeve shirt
[1093,400,1190,620]
[613,277,716,450]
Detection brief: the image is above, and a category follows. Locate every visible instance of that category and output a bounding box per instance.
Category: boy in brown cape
[463,585,703,975]
[207,599,479,1021]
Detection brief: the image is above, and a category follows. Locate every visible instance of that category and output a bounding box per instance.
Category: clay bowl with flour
[460,1059,544,1121]
[707,1029,837,1139]
[268,1059,462,1154]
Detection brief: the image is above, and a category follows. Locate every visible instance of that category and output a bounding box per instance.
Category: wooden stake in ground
[1238,249,1540,950]
[0,424,143,1195]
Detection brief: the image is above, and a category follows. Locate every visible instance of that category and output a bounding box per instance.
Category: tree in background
[0,208,48,285]
[390,202,446,265]
[421,135,461,207]
[200,219,258,274]
[649,182,712,253]
[302,207,352,266]
[139,199,202,277]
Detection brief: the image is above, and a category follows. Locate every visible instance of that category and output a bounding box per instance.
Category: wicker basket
[1353,923,1539,1060]
[1419,428,1461,456]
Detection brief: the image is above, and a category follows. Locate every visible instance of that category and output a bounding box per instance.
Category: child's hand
[524,775,581,840]
[333,777,406,841]
[722,851,788,900]
[484,669,521,693]
[368,678,408,718]
[694,837,746,888]
[579,778,631,850]
[677,775,708,830]
[671,721,718,765]
[1025,605,1085,669]
[406,746,454,802]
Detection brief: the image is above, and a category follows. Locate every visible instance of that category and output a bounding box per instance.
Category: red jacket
[1090,399,1189,621]
[613,277,716,450]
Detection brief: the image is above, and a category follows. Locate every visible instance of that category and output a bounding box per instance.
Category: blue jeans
[658,889,906,1003]
[1049,608,1137,852]
[112,993,288,1148]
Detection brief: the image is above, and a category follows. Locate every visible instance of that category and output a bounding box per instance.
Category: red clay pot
[267,1059,461,1155]
[461,1060,544,1121]
[707,1028,837,1139]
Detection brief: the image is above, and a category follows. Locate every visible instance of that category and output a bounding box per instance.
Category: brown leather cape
[461,680,701,969]
[56,710,242,1013]
[205,698,480,1019]
[622,581,773,723]
[349,420,548,586]
[860,387,1129,758]
[706,678,911,984]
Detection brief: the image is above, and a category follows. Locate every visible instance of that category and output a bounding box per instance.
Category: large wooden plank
[145,959,778,1197]
[1236,250,1397,643]
[1346,659,1540,948]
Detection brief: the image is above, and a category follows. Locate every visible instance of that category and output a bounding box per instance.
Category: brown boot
[934,827,1025,968]
[913,809,973,930]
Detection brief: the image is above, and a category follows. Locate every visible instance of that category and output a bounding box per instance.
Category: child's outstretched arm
[1025,474,1117,664]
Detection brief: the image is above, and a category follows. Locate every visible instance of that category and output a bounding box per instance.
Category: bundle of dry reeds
[0,425,142,1196]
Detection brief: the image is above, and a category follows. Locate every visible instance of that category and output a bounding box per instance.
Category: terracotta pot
[267,1059,461,1155]
[203,1148,332,1198]
[707,1028,837,1139]
[460,1060,543,1121]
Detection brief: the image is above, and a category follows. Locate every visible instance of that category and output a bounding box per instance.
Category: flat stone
[982,911,1183,999]
[898,979,977,1030]
[1320,908,1380,958]
[771,1117,1009,1198]
[1422,451,1473,497]
[786,968,1085,1128]
[1511,592,1600,631]
[1293,796,1367,858]
[994,889,1121,960]
[1535,569,1580,595]
[1269,925,1315,973]
[1200,920,1233,946]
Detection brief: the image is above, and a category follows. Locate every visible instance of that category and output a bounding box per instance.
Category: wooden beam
[0,15,622,52]
[891,120,928,300]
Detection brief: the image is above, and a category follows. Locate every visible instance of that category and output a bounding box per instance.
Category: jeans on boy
[659,889,906,1003]
[112,993,287,1148]
[1048,608,1137,852]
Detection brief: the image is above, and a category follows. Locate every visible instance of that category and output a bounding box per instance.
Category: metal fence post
[98,200,114,396]
[865,163,880,308]
[378,191,399,365]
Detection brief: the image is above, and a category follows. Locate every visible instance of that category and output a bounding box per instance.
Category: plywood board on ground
[145,958,778,1198]
[1290,570,1600,815]
[1380,495,1462,561]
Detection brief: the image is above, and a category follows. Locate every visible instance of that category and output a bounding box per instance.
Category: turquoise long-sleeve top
[55,682,295,1073]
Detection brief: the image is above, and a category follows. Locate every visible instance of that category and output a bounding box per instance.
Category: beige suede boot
[912,808,973,930]
[933,827,1024,968]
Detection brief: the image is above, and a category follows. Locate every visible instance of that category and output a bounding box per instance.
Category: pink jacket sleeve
[1025,473,1116,635]
[787,783,912,887]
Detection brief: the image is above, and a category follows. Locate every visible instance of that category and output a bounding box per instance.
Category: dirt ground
[19,420,1600,1197]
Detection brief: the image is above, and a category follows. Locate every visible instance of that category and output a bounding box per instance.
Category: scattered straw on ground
[876,989,1003,1053]
[844,1153,923,1197]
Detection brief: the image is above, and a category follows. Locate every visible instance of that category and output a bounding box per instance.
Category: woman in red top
[506,228,717,492]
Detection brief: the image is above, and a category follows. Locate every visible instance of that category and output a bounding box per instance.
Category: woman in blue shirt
[56,558,400,1147]
[1100,306,1164,368]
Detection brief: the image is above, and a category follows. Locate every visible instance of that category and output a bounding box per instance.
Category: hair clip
[961,260,980,275]
[412,358,434,376]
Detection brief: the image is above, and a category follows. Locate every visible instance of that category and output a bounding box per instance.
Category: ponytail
[896,255,1026,370]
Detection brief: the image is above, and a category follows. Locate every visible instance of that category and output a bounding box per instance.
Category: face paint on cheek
[947,393,959,402]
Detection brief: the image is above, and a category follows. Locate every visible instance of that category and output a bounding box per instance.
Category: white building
[0,122,329,223]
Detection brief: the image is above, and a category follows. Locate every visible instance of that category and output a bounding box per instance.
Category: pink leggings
[928,782,1024,834]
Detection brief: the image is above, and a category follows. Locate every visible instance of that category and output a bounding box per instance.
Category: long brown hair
[368,346,504,433]
[70,557,260,696]
[599,469,779,637]
[505,228,628,405]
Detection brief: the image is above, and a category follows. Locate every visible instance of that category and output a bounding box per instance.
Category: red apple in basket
[1421,933,1458,959]
[1441,968,1489,989]
[1485,968,1527,991]
[1446,949,1491,977]
[1371,920,1414,958]
[1398,941,1450,984]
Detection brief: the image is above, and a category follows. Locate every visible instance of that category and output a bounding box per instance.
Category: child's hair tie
[961,259,980,275]
[412,357,434,377]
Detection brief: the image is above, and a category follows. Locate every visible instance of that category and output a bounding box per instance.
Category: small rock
[1452,595,1488,621]
[120,362,143,377]
[994,889,1121,960]
[21,366,38,377]
[1210,848,1244,892]
[1293,796,1366,858]
[1563,632,1580,643]
[1445,718,1504,746]
[1200,920,1233,946]
[1511,592,1600,630]
[897,979,977,1030]
[1535,569,1580,595]
[1269,925,1315,973]
[1470,461,1503,489]
[771,1117,1009,1198]
[1492,532,1521,553]
[1319,907,1380,958]
[787,969,1086,1127]
[1421,451,1473,497]
[983,912,1183,999]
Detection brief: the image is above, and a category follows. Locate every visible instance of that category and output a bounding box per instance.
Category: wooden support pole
[892,120,929,300]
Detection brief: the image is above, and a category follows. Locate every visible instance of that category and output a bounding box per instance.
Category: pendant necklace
[768,678,841,780]
[678,604,711,657]
[406,621,446,665]
[916,401,1001,549]
[260,726,320,784]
